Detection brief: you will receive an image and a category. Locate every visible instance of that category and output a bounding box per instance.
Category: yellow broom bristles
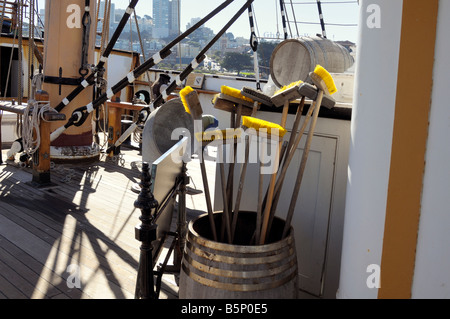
[221,85,254,103]
[242,116,287,137]
[179,86,194,114]
[211,93,219,105]
[313,65,337,95]
[274,80,304,95]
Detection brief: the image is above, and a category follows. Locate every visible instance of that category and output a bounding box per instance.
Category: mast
[43,0,98,163]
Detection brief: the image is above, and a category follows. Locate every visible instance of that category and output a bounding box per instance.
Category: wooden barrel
[270,36,354,87]
[179,212,298,299]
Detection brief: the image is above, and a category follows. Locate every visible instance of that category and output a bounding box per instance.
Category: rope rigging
[17,0,23,104]
[104,0,256,154]
[279,0,288,40]
[247,4,261,91]
[22,73,55,157]
[288,0,300,38]
[27,0,36,98]
[274,0,359,41]
[93,0,111,150]
[316,0,327,38]
[50,0,250,152]
[3,0,357,163]
[129,5,152,147]
[3,12,17,99]
[288,20,358,27]
[54,0,141,113]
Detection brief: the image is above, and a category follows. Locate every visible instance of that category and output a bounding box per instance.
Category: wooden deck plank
[3,178,141,259]
[0,257,47,299]
[0,273,28,299]
[0,163,141,257]
[0,147,202,299]
[0,199,135,299]
[0,197,139,297]
[0,179,137,298]
[39,162,141,221]
[0,213,84,298]
[0,245,60,299]
[0,234,82,299]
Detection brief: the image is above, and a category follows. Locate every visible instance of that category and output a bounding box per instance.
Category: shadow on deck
[0,148,211,299]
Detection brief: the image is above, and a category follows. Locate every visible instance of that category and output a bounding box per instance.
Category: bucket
[179,212,298,299]
[270,36,354,87]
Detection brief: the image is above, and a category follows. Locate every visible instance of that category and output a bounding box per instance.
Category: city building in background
[152,0,179,39]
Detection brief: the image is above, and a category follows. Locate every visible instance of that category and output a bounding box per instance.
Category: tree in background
[257,41,278,75]
[221,52,252,76]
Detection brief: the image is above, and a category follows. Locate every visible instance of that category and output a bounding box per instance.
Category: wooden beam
[0,110,3,164]
[378,0,439,299]
[32,91,66,186]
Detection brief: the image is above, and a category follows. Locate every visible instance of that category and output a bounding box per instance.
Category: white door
[275,133,337,296]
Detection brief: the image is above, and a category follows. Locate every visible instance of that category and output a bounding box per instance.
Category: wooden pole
[0,110,3,164]
[32,90,66,186]
[32,117,51,184]
[231,135,250,242]
[107,105,122,156]
[185,91,218,242]
[44,0,97,161]
[259,101,289,244]
[282,90,324,238]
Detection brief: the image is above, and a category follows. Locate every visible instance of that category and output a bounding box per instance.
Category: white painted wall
[1,111,19,144]
[412,0,450,299]
[100,52,135,102]
[337,0,403,299]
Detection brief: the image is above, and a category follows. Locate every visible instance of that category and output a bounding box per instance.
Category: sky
[111,0,360,43]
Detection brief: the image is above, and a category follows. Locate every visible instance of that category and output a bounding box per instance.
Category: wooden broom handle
[186,91,218,242]
[259,101,289,244]
[282,90,324,238]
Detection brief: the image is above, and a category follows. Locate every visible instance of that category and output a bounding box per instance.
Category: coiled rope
[21,74,55,156]
[22,100,53,156]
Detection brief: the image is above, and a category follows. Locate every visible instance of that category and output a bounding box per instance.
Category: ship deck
[0,146,215,299]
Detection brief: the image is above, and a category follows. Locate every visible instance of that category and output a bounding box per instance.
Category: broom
[257,80,304,245]
[182,86,244,243]
[179,86,219,241]
[263,81,336,237]
[281,65,337,238]
[241,116,287,244]
[215,86,255,241]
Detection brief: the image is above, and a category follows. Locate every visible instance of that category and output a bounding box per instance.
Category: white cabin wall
[337,0,403,299]
[103,52,135,102]
[412,0,450,298]
[0,111,19,145]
